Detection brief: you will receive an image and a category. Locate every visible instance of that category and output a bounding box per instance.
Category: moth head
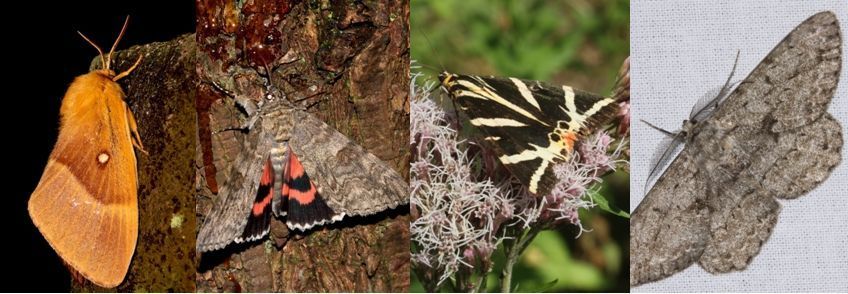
[438,71,457,89]
[77,16,143,82]
[681,119,697,138]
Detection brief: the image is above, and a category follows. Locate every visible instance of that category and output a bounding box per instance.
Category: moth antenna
[260,62,275,89]
[640,119,675,137]
[690,50,740,119]
[77,31,107,70]
[609,56,630,101]
[293,91,325,104]
[416,26,447,74]
[107,16,131,71]
[714,50,741,101]
[417,63,440,73]
[206,81,237,98]
[113,54,143,81]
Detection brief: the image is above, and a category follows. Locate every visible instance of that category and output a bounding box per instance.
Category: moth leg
[207,81,263,134]
[125,103,147,154]
[298,91,327,110]
[212,115,259,135]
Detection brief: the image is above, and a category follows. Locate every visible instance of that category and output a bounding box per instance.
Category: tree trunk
[194,0,410,292]
[73,34,198,292]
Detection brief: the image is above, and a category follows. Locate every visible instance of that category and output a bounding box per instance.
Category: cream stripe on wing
[560,86,585,131]
[559,97,616,132]
[510,78,541,110]
[563,86,577,114]
[499,149,542,164]
[583,98,616,118]
[528,160,550,194]
[497,140,571,194]
[455,79,549,127]
[469,118,527,127]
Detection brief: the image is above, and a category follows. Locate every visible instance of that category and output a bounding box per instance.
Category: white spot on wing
[97,153,110,164]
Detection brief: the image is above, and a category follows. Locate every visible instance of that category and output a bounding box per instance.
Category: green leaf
[587,190,629,219]
[531,279,559,292]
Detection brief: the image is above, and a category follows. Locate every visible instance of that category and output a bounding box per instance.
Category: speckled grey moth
[196,76,409,253]
[630,11,843,286]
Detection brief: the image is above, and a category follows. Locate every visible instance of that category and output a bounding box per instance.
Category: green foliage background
[411,0,629,292]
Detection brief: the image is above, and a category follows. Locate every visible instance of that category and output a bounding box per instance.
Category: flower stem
[500,227,541,292]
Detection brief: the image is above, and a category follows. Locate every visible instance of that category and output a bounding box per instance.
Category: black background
[5,1,193,291]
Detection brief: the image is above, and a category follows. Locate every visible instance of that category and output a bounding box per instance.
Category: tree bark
[74,34,198,292]
[195,0,410,292]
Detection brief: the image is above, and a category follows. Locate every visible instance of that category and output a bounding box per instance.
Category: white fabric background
[631,1,848,292]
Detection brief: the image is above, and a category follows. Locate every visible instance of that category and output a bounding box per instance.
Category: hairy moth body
[28,17,143,288]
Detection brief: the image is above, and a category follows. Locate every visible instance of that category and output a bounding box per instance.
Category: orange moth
[28,17,144,288]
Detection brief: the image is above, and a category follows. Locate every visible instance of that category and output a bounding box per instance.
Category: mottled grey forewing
[630,147,712,286]
[196,128,274,252]
[631,11,843,286]
[709,12,841,133]
[698,186,780,274]
[761,113,843,199]
[698,113,842,273]
[288,110,408,217]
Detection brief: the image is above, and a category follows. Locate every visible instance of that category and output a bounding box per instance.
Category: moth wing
[196,131,273,252]
[28,73,138,288]
[629,148,712,287]
[643,132,685,193]
[288,110,408,219]
[710,11,841,133]
[276,145,343,231]
[444,74,619,195]
[698,187,780,273]
[694,11,843,272]
[699,113,842,272]
[762,113,843,199]
[235,157,275,243]
[632,12,843,286]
